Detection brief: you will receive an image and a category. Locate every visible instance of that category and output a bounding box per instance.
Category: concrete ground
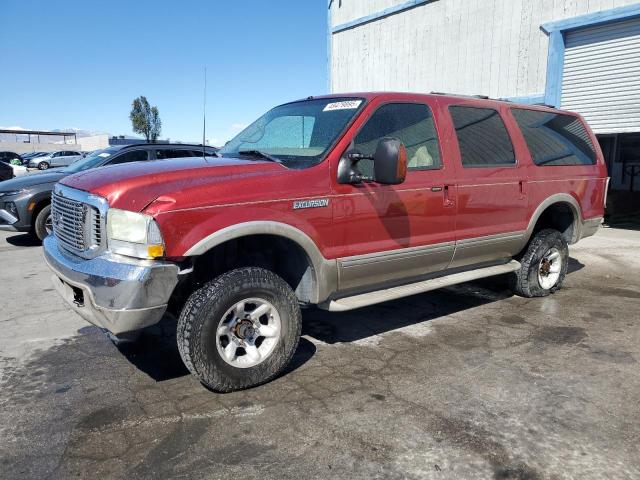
[0,228,639,480]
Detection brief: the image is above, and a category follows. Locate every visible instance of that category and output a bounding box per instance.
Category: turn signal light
[147,245,164,258]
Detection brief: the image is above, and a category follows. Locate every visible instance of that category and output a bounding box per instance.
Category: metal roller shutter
[561,17,640,134]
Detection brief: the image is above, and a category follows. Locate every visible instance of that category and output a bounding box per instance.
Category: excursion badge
[293,198,330,210]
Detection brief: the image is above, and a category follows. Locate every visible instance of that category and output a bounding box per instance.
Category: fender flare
[524,193,582,244]
[184,221,337,303]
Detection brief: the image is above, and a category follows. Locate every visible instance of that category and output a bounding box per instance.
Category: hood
[0,171,68,191]
[60,156,287,212]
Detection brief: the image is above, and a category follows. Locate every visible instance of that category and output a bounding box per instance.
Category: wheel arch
[525,194,582,245]
[184,221,337,304]
[29,194,52,230]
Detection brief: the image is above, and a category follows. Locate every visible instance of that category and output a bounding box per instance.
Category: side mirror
[372,137,407,185]
[337,137,407,185]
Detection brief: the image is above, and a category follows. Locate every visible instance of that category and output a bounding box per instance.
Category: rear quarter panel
[503,108,608,224]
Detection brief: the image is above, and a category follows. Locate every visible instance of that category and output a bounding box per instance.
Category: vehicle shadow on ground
[116,313,316,382]
[5,232,40,247]
[107,258,584,379]
[302,277,513,345]
[302,259,584,345]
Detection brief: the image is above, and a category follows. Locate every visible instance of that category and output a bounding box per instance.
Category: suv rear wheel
[177,267,301,392]
[510,229,569,297]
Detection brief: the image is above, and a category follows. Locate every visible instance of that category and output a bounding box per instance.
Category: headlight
[106,208,164,259]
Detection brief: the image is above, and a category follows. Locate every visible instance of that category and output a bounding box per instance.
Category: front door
[332,100,456,293]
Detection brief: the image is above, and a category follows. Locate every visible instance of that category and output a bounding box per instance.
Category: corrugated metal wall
[562,17,640,134]
[329,0,640,98]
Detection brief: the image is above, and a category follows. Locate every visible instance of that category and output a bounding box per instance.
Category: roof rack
[430,91,499,101]
[533,102,556,108]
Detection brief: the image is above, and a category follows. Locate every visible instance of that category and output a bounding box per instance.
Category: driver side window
[354,103,441,176]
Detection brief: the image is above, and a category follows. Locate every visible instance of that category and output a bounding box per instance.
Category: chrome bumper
[43,235,180,334]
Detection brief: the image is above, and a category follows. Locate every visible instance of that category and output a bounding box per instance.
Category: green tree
[129,96,162,142]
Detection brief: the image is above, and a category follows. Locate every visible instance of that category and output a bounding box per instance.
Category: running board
[321,260,521,312]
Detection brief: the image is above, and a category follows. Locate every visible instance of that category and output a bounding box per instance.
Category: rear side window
[354,103,441,171]
[155,149,194,159]
[511,109,596,166]
[108,150,149,164]
[449,106,516,167]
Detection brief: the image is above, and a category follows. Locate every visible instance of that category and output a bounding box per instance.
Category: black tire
[33,205,51,241]
[177,267,301,392]
[37,161,49,170]
[509,229,569,298]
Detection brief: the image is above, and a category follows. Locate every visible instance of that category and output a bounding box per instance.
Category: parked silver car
[28,150,82,170]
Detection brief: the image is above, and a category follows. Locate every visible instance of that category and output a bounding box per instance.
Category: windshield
[62,146,123,173]
[218,97,365,168]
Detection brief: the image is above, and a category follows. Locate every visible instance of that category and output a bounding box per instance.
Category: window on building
[354,103,441,174]
[512,109,596,166]
[449,106,516,167]
[108,150,149,164]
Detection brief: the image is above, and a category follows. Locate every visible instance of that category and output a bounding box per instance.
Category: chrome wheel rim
[44,214,53,236]
[215,298,281,368]
[538,247,562,290]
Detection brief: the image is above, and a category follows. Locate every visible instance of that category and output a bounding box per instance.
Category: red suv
[43,93,607,391]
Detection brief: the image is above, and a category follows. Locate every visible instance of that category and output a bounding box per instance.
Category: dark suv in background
[0,143,217,240]
[0,152,23,180]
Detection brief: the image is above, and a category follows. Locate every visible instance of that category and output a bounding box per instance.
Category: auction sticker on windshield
[323,100,362,112]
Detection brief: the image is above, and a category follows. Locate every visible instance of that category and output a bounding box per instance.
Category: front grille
[51,191,102,255]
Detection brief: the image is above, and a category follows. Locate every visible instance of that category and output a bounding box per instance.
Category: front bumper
[43,235,180,334]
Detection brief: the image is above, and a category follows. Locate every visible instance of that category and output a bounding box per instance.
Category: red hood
[61,157,286,212]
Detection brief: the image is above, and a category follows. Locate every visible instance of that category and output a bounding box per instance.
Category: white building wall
[329,0,640,98]
[77,134,110,151]
[0,142,71,155]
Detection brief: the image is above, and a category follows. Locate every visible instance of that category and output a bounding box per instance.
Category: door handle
[443,185,455,207]
[519,180,526,199]
[431,186,443,192]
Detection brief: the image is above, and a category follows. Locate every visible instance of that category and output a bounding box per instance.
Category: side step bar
[321,260,521,312]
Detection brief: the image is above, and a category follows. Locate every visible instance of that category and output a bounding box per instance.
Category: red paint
[60,92,607,259]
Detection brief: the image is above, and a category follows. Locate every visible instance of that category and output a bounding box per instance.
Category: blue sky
[0,1,329,146]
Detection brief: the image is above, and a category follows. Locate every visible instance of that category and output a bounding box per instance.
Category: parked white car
[28,150,82,170]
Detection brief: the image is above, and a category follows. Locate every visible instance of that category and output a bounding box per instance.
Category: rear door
[443,102,529,268]
[332,99,456,292]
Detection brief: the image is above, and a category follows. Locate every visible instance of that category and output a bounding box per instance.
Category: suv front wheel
[510,229,569,297]
[177,267,302,392]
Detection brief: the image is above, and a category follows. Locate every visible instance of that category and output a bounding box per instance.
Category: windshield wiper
[238,150,282,164]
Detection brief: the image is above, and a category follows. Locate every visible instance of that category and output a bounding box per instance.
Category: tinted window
[354,103,441,172]
[108,150,149,164]
[188,149,208,157]
[155,149,194,159]
[511,109,596,166]
[449,106,516,167]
